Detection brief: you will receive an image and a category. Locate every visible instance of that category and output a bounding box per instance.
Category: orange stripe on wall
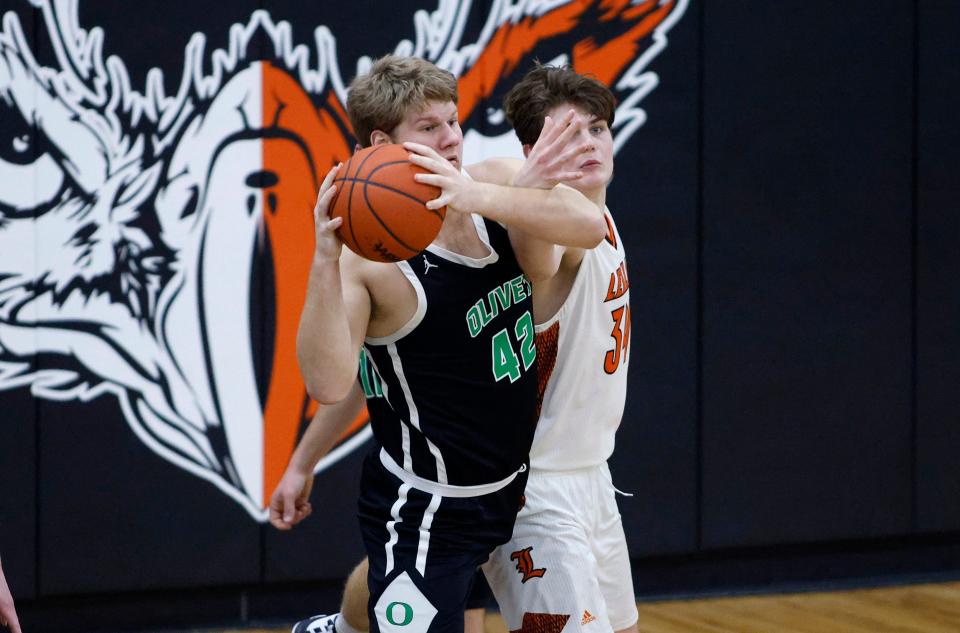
[573,0,675,84]
[260,63,355,506]
[458,0,589,120]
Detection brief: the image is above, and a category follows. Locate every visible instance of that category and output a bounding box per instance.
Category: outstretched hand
[513,109,592,189]
[312,162,343,261]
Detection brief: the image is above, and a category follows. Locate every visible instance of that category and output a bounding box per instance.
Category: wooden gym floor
[220,580,960,633]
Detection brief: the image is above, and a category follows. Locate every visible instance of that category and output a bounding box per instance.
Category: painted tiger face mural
[0,0,688,520]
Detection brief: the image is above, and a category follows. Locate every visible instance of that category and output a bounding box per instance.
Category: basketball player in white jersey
[477,63,637,633]
[275,64,635,633]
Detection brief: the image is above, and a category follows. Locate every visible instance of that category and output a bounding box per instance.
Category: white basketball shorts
[481,463,638,631]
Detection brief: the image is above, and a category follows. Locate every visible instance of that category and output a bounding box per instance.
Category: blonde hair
[347,55,459,148]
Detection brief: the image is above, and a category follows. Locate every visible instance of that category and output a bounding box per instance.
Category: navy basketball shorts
[357,450,527,633]
[466,570,494,610]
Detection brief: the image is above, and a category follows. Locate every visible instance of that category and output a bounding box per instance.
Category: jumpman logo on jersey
[423,255,438,275]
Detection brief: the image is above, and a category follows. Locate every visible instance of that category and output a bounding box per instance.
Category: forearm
[289,383,366,473]
[465,182,606,248]
[296,259,358,404]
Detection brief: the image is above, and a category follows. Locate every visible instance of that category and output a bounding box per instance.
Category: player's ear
[522,144,533,158]
[370,130,392,146]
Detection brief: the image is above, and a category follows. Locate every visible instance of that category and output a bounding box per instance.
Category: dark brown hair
[503,64,616,146]
[347,55,459,148]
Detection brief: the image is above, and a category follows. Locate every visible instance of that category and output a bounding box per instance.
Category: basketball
[329,144,446,262]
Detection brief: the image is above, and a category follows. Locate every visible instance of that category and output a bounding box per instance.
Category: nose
[576,127,595,151]
[439,122,462,149]
[245,170,279,188]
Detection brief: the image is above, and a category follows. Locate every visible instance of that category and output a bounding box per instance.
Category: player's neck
[432,211,489,258]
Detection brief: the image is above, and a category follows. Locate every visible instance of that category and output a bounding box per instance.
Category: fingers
[402,141,441,159]
[413,172,445,187]
[557,170,584,182]
[316,163,341,203]
[534,115,555,146]
[411,172,452,210]
[543,110,578,146]
[282,490,298,525]
[534,110,576,148]
[550,109,584,150]
[407,152,439,170]
[408,152,455,177]
[425,195,449,211]
[313,163,342,220]
[268,493,291,530]
[269,517,290,531]
[556,139,593,166]
[293,501,313,525]
[322,162,341,189]
[314,188,341,225]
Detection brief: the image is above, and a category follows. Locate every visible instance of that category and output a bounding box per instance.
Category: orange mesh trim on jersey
[510,613,570,633]
[534,322,560,419]
[603,213,617,248]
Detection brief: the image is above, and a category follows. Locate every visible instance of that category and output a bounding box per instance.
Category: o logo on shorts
[386,601,414,626]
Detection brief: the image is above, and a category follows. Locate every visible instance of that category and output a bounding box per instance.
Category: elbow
[300,358,355,405]
[577,213,607,248]
[520,252,563,283]
[525,269,554,284]
[304,377,353,406]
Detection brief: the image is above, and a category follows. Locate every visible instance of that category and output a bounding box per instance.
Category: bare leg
[340,558,370,632]
[615,623,639,633]
[464,607,485,633]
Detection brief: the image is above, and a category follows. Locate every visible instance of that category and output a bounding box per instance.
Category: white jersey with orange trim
[530,208,630,472]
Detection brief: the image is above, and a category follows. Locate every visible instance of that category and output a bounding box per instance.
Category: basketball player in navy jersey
[296,54,605,633]
[278,64,637,633]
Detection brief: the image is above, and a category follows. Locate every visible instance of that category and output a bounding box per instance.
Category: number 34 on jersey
[604,260,631,375]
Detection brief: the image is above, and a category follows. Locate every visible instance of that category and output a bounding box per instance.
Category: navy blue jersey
[364,215,538,487]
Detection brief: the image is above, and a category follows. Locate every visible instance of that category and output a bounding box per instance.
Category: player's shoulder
[464,157,524,186]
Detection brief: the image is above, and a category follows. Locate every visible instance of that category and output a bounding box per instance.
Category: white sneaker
[292,613,339,633]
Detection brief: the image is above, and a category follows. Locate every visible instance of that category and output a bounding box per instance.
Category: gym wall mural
[0,0,688,522]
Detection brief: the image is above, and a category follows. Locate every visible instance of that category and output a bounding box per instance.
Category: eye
[0,116,37,166]
[0,111,66,218]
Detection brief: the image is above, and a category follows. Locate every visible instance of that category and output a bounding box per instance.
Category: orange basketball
[330,144,446,262]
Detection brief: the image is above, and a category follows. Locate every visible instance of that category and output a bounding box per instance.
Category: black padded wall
[700,0,914,548]
[607,1,699,557]
[916,0,960,534]
[0,388,36,601]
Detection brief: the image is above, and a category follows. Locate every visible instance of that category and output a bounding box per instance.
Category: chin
[579,172,608,189]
